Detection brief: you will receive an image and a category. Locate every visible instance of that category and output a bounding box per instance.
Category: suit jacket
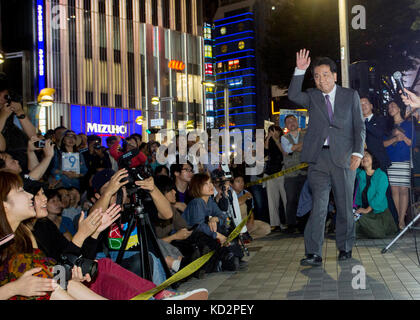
[365,114,391,170]
[288,74,365,169]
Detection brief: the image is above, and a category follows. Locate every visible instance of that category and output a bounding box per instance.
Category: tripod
[116,192,172,282]
[382,111,420,254]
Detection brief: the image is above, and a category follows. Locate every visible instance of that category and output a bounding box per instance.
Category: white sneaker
[162,288,208,300]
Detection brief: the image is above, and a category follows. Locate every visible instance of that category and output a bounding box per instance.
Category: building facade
[3,0,205,141]
[211,0,270,131]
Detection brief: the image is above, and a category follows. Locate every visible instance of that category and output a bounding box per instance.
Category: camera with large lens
[124,165,153,185]
[60,254,98,282]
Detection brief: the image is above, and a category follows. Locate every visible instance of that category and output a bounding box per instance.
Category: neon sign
[168,60,186,71]
[87,123,127,135]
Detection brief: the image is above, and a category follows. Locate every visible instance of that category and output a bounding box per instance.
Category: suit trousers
[305,149,356,257]
[266,173,287,227]
[284,175,307,226]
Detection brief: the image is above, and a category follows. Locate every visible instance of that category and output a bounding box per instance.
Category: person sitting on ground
[154,175,221,276]
[211,168,252,243]
[0,173,207,300]
[355,150,398,239]
[182,173,247,272]
[231,175,271,240]
[170,158,195,207]
[0,171,107,300]
[89,168,173,284]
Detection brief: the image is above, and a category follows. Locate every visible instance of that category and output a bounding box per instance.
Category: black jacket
[365,114,391,170]
[32,218,99,261]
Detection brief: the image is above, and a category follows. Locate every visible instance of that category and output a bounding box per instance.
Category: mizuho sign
[87,123,127,135]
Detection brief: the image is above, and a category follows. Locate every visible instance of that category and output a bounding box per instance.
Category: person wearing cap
[50,130,88,190]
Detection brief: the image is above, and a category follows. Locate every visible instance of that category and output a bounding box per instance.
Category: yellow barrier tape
[131,210,253,300]
[245,163,308,188]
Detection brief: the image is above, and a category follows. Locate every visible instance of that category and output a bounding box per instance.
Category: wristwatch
[16,113,26,119]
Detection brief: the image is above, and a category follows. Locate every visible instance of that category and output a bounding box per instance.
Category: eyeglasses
[181,168,193,173]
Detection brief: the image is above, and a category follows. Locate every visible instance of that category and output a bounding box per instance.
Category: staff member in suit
[288,49,365,266]
[361,97,391,170]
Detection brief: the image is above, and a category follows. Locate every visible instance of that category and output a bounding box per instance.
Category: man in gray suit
[288,49,365,266]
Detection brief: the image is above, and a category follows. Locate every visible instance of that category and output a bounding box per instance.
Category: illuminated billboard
[70,105,142,145]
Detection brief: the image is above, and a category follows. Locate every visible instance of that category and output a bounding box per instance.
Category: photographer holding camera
[0,74,37,154]
[0,137,55,190]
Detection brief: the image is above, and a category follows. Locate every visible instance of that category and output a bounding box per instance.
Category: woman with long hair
[383,101,415,230]
[8,177,208,300]
[0,171,106,300]
[355,150,398,238]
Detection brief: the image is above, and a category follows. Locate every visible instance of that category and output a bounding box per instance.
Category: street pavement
[177,231,420,300]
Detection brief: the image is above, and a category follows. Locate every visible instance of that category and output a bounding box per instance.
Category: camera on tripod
[60,253,98,282]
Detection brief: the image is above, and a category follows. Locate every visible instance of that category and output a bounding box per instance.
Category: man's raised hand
[296,49,311,71]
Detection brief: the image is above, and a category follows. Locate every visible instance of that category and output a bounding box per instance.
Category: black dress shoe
[338,250,352,260]
[300,254,322,267]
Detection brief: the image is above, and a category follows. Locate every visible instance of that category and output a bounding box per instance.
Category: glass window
[113,0,119,17]
[175,0,181,31]
[163,0,170,29]
[139,0,146,23]
[98,0,105,14]
[126,0,133,20]
[204,27,212,39]
[204,45,212,58]
[152,0,158,26]
[186,0,192,34]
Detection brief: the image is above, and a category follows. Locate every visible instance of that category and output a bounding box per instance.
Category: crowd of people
[1,61,420,299]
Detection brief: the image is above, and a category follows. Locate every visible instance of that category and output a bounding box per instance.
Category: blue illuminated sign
[215,18,254,28]
[70,105,143,146]
[37,0,45,92]
[214,12,254,23]
[215,37,254,47]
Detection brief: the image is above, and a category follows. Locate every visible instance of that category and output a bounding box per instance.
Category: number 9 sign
[62,153,80,174]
